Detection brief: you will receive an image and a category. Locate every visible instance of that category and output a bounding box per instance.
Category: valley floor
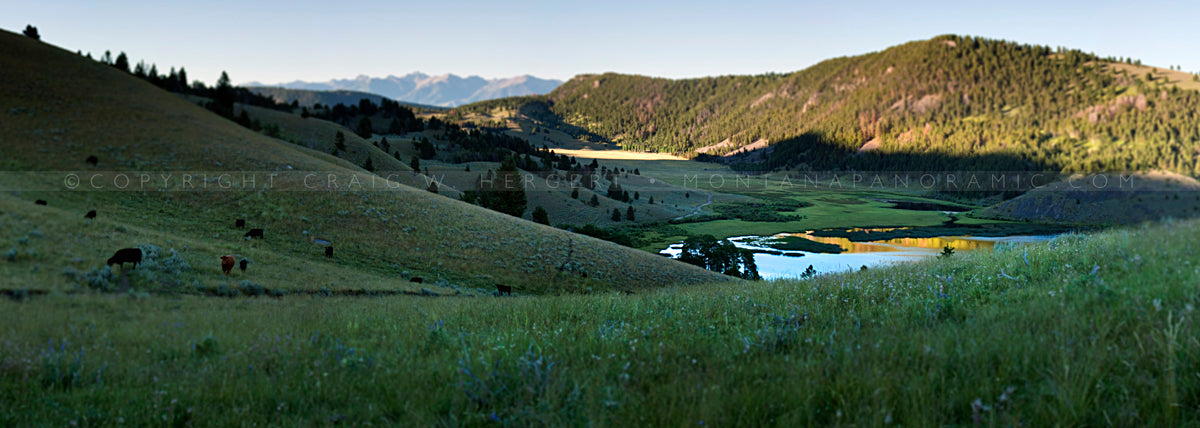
[2,216,1198,425]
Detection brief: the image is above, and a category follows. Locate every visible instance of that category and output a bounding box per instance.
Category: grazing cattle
[410,277,424,284]
[84,210,97,221]
[495,284,513,295]
[235,218,245,229]
[239,258,250,273]
[220,255,235,275]
[85,155,98,166]
[325,246,334,258]
[244,228,264,239]
[35,200,47,206]
[106,248,143,268]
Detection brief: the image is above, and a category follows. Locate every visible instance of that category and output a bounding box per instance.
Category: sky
[5,0,1199,86]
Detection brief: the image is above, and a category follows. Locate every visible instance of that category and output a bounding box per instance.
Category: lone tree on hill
[532,206,550,225]
[475,156,528,217]
[417,138,436,159]
[23,25,39,40]
[334,131,346,152]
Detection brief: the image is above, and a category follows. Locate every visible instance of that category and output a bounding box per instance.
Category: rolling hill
[461,35,1200,175]
[0,28,730,293]
[249,72,563,107]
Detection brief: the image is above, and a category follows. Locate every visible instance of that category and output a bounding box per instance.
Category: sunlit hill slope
[0,29,730,293]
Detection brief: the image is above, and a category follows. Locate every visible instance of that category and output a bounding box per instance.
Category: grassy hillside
[0,28,729,293]
[463,35,1200,175]
[976,171,1200,224]
[3,212,1198,425]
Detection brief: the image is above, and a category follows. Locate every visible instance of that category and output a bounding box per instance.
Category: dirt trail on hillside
[674,193,713,220]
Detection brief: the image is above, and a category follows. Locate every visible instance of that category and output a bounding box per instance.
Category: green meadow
[3,218,1198,425]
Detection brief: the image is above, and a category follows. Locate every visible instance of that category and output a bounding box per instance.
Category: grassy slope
[2,214,1197,425]
[976,171,1200,224]
[0,29,728,292]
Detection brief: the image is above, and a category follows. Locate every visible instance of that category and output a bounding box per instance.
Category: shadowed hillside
[0,29,730,293]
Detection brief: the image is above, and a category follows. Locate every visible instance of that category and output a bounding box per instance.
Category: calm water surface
[660,231,1058,279]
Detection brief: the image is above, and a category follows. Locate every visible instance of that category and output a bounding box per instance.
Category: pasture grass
[2,217,1198,425]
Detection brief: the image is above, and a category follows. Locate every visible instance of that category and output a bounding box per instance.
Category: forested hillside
[465,35,1200,174]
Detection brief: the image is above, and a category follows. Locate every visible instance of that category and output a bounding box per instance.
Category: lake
[660,231,1059,279]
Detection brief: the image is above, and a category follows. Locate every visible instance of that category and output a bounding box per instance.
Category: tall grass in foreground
[1,219,1199,425]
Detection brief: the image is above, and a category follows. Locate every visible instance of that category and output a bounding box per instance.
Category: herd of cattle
[55,154,516,296]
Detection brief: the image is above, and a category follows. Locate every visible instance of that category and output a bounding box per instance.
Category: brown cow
[220,255,235,276]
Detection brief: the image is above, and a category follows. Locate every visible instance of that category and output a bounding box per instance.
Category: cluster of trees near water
[464,35,1200,175]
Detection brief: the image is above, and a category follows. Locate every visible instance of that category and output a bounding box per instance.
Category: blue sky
[5,0,1198,85]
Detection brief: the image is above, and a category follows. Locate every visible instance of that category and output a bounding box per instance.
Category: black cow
[235,218,245,229]
[496,284,513,295]
[239,258,250,273]
[85,155,98,166]
[325,246,334,258]
[244,228,264,239]
[106,248,143,268]
[35,200,47,206]
[84,210,97,221]
[410,277,424,284]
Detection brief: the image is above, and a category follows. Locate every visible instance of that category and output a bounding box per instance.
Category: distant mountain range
[246,73,563,107]
[245,88,442,111]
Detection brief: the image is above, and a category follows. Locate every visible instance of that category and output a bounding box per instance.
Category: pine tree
[22,25,39,40]
[114,52,130,73]
[410,157,420,171]
[626,206,635,221]
[356,117,373,138]
[427,181,438,194]
[211,71,234,118]
[177,68,188,94]
[532,206,550,225]
[648,196,655,204]
[334,131,346,152]
[418,138,436,159]
[363,156,374,172]
[477,156,528,217]
[571,187,579,199]
[588,194,599,207]
[611,208,622,222]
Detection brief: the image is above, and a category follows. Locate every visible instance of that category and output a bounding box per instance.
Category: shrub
[129,245,192,291]
[239,280,265,297]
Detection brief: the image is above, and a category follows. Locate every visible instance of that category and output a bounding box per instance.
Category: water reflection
[661,232,1057,280]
